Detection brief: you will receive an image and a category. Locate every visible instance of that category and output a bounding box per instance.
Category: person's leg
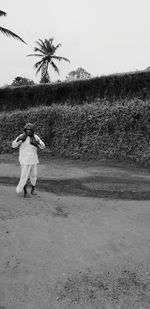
[29,164,37,194]
[16,165,31,195]
[23,184,28,198]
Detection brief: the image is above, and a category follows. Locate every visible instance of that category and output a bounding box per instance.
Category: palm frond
[45,40,54,54]
[0,26,26,43]
[34,47,45,54]
[46,38,53,45]
[34,59,44,69]
[44,39,53,53]
[0,10,6,17]
[36,39,47,53]
[50,61,59,74]
[26,53,43,57]
[52,55,70,63]
[36,62,44,75]
[35,39,44,47]
[54,43,62,51]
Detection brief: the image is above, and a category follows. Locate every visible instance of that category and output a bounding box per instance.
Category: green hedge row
[0,70,150,112]
[1,99,150,165]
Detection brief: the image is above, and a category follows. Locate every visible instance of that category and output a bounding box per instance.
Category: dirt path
[1,153,150,199]
[0,154,150,308]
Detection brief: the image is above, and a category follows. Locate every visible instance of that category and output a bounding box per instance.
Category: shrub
[0,70,150,112]
[1,99,150,165]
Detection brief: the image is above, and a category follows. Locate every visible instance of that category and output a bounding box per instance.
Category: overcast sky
[0,0,150,86]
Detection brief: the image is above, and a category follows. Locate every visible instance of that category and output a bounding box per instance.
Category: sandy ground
[0,154,150,308]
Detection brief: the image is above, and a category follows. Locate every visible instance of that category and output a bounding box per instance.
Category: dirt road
[0,154,150,308]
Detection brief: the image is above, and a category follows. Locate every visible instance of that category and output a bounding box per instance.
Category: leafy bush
[0,70,150,112]
[11,76,35,87]
[1,99,150,165]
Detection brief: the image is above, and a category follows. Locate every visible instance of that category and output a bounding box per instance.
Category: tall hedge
[1,99,150,165]
[0,70,150,112]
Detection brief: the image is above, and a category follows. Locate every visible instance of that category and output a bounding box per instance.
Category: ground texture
[0,154,150,308]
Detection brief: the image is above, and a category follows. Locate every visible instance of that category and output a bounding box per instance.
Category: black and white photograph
[0,0,150,308]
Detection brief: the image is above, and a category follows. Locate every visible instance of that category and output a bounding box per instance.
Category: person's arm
[34,135,45,149]
[12,133,26,148]
[12,136,22,148]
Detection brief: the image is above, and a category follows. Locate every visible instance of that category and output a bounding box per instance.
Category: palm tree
[0,10,26,43]
[27,38,70,82]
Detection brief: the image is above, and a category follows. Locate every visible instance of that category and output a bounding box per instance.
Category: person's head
[24,123,35,136]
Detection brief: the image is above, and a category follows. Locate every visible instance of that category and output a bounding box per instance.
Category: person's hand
[30,136,40,147]
[17,133,27,142]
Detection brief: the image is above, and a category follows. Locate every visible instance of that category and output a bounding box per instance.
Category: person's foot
[23,184,31,198]
[31,185,37,195]
[31,191,38,196]
[24,192,31,198]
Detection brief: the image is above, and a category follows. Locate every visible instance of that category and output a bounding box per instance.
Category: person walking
[12,123,45,197]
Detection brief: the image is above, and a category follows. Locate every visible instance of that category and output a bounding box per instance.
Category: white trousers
[16,164,37,193]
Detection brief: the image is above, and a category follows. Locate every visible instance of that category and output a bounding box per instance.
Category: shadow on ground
[1,175,150,200]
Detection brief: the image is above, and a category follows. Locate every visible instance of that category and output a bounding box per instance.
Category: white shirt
[12,134,45,165]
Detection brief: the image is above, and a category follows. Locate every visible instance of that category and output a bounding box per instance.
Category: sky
[0,0,150,86]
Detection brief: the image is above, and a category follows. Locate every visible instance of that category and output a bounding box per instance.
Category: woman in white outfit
[12,123,45,197]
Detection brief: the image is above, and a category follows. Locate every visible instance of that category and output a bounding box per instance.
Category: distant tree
[27,38,70,83]
[39,63,50,84]
[0,10,26,43]
[11,76,35,87]
[66,67,91,81]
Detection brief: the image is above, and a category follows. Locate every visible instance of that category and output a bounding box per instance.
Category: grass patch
[55,263,150,308]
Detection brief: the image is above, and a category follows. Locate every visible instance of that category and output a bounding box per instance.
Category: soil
[0,153,150,308]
